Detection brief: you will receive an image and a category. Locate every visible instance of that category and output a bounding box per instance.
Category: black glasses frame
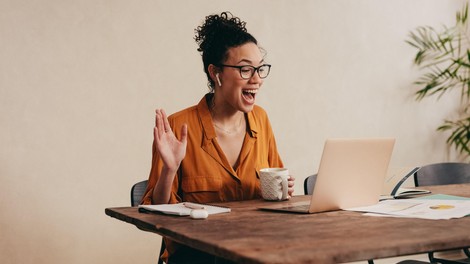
[218,64,272,79]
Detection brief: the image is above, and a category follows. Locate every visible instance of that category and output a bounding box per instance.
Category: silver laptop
[259,138,395,214]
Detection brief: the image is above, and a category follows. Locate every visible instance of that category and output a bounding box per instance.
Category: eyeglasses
[218,64,272,79]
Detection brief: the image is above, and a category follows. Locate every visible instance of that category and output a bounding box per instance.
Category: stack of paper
[346,194,470,220]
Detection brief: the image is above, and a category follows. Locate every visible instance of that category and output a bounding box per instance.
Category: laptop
[259,138,395,214]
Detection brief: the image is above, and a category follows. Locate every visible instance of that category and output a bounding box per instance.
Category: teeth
[244,89,257,94]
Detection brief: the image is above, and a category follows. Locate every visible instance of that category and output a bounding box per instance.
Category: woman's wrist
[152,164,180,204]
[162,163,179,176]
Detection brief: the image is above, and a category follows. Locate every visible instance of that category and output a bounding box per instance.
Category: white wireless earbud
[216,73,222,86]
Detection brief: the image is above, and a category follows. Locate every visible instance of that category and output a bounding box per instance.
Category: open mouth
[242,89,257,102]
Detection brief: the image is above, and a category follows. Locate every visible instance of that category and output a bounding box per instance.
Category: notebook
[259,138,395,214]
[139,202,231,216]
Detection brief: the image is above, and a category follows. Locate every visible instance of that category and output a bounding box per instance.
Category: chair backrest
[131,180,148,206]
[303,174,317,195]
[414,162,470,187]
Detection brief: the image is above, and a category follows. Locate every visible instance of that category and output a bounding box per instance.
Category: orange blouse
[142,93,284,205]
[141,93,284,262]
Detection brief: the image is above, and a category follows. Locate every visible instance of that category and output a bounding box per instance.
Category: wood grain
[105,183,470,264]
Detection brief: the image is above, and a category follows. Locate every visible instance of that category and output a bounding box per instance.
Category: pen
[183,202,205,210]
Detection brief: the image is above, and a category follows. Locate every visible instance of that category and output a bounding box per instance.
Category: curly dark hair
[195,12,258,90]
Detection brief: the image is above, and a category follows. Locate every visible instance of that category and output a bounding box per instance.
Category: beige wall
[0,0,466,263]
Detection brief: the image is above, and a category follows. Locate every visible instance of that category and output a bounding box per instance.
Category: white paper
[346,199,470,220]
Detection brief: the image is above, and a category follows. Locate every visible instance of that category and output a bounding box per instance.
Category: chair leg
[428,252,438,263]
[464,248,470,258]
[368,260,375,264]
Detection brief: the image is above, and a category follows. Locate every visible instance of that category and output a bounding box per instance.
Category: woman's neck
[209,93,245,133]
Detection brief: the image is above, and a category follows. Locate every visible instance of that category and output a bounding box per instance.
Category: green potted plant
[407,3,470,157]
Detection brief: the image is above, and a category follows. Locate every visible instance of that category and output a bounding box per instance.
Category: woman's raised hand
[154,109,188,171]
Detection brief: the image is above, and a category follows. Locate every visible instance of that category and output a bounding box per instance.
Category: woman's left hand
[288,175,295,198]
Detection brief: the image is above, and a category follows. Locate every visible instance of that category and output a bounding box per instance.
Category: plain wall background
[1,0,466,263]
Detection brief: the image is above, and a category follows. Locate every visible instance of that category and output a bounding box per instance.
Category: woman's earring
[216,73,222,86]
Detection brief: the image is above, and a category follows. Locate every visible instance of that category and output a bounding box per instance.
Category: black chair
[131,180,149,207]
[413,162,470,264]
[414,162,470,187]
[303,174,317,195]
[131,180,165,264]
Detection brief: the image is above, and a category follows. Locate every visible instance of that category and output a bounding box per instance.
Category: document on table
[346,194,470,220]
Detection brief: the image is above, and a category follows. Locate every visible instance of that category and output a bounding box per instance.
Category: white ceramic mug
[259,168,289,201]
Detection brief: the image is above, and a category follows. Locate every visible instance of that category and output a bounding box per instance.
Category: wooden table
[105,184,470,263]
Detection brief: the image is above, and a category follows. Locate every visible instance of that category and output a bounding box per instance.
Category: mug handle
[280,175,289,200]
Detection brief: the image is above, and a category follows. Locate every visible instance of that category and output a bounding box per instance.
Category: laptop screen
[309,138,395,213]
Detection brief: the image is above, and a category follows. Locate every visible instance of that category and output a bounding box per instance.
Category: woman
[142,12,295,264]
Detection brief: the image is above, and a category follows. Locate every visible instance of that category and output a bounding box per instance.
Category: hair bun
[195,12,248,53]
